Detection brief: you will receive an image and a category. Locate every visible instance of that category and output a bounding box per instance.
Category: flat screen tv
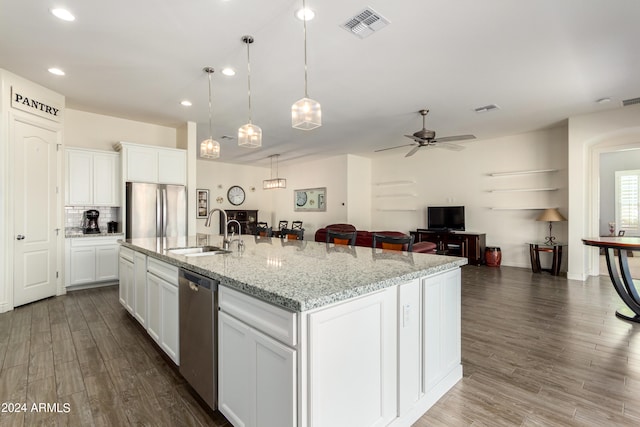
[427,206,465,231]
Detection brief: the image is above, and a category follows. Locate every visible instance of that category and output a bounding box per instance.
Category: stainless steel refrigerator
[126,182,187,239]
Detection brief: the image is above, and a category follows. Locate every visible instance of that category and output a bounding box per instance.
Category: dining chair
[372,233,414,252]
[326,230,357,246]
[255,225,273,237]
[281,228,303,240]
[291,221,303,230]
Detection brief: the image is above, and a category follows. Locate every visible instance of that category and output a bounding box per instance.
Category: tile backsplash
[65,206,121,234]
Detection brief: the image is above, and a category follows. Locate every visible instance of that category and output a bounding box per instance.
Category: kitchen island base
[219,268,462,427]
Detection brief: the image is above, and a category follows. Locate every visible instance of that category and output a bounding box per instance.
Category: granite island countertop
[120,234,467,312]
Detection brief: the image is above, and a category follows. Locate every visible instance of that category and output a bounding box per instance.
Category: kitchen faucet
[204,208,230,250]
[227,219,245,251]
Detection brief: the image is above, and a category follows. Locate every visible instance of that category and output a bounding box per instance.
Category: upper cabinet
[115,142,186,185]
[66,148,120,206]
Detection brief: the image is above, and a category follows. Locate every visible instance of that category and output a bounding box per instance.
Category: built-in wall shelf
[489,207,551,210]
[376,208,418,212]
[489,169,558,177]
[488,187,559,193]
[373,180,415,186]
[375,193,417,198]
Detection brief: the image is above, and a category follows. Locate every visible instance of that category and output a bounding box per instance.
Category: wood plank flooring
[1,266,639,426]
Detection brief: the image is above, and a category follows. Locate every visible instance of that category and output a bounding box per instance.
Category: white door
[13,118,60,306]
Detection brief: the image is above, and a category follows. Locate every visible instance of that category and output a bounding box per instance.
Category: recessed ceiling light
[48,68,65,76]
[50,8,75,22]
[180,100,192,107]
[222,68,236,76]
[295,8,315,21]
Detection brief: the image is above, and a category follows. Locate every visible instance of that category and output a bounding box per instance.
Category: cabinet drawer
[119,246,134,262]
[71,236,120,247]
[219,286,297,347]
[147,257,178,285]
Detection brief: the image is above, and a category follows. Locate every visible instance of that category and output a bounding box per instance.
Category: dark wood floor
[1,266,638,426]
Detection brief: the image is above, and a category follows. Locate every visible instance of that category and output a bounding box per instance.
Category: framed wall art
[294,187,326,212]
[197,189,209,218]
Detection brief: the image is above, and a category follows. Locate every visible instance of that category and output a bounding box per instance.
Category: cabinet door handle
[16,235,25,240]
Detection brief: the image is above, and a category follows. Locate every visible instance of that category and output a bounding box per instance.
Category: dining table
[582,236,640,323]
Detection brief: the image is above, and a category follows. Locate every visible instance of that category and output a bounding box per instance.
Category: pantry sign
[11,86,63,123]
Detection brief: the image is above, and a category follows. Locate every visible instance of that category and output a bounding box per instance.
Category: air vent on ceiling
[341,7,390,39]
[622,97,640,107]
[474,104,500,113]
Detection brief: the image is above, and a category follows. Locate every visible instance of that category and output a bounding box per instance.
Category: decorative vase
[485,247,502,267]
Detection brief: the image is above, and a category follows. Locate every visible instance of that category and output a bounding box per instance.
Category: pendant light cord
[246,38,253,123]
[207,69,214,139]
[302,0,309,98]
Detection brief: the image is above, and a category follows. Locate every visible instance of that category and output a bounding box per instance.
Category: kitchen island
[119,234,467,427]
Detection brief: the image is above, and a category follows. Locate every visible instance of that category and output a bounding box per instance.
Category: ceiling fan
[375,109,476,157]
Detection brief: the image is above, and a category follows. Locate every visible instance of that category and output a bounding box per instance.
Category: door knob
[16,235,25,240]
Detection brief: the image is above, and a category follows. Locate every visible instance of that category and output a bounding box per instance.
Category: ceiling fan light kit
[374,108,476,157]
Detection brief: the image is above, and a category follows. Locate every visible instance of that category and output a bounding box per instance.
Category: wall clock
[227,185,246,206]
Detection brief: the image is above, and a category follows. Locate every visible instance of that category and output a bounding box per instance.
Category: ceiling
[2,0,639,166]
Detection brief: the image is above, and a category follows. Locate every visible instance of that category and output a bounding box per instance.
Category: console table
[411,230,486,265]
[582,237,640,323]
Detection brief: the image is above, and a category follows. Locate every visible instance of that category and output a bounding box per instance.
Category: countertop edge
[119,240,467,312]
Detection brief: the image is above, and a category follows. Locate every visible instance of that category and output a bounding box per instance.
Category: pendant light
[200,67,221,159]
[263,154,286,189]
[238,35,262,148]
[292,0,321,130]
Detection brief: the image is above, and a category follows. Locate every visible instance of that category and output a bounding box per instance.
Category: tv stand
[411,229,486,266]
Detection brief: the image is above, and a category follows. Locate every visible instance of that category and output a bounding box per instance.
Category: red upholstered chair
[413,241,437,254]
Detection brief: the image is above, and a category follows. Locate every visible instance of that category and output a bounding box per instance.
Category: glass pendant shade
[263,154,286,189]
[201,67,221,159]
[263,178,287,189]
[238,123,262,148]
[292,0,321,130]
[292,97,321,130]
[238,35,262,148]
[200,138,220,159]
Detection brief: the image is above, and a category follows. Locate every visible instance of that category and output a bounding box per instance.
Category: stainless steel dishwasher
[179,269,218,410]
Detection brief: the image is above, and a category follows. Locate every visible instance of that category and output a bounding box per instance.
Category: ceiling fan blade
[435,142,465,151]
[405,146,421,157]
[374,143,416,153]
[432,134,476,143]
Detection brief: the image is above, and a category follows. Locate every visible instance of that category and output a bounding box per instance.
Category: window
[615,170,640,236]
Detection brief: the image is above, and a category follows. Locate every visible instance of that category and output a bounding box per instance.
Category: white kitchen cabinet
[118,248,134,310]
[66,236,120,287]
[422,268,461,392]
[219,287,297,427]
[133,251,147,326]
[307,287,398,427]
[66,148,119,206]
[116,142,186,185]
[146,257,179,364]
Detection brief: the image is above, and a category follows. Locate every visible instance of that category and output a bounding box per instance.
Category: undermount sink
[167,246,231,256]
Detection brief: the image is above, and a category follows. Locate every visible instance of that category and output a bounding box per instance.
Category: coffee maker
[83,210,100,234]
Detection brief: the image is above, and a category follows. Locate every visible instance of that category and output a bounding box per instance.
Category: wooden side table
[528,242,565,276]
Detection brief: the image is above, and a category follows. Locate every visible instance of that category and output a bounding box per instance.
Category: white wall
[347,155,372,230]
[65,109,177,150]
[272,155,351,239]
[599,149,640,236]
[568,104,640,279]
[196,159,273,235]
[371,126,569,269]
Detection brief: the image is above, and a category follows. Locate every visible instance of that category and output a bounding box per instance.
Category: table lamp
[536,208,567,244]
